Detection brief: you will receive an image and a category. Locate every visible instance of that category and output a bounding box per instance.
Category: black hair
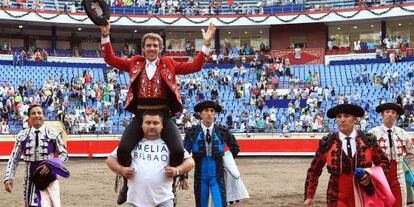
[141,110,164,121]
[28,104,46,116]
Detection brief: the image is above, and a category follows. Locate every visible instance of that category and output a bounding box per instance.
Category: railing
[263,5,305,13]
[108,5,305,15]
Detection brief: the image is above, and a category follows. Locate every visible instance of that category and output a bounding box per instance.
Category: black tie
[206,128,212,144]
[387,129,393,148]
[35,130,40,158]
[345,137,353,158]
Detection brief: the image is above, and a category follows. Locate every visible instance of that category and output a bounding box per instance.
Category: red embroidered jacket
[102,42,208,114]
[304,131,390,205]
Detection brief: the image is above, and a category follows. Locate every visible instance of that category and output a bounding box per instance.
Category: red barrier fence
[1,134,413,159]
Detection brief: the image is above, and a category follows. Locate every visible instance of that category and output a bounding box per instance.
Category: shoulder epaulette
[15,128,31,142]
[217,125,230,133]
[45,127,60,140]
[185,125,199,139]
[319,132,336,153]
[360,131,377,147]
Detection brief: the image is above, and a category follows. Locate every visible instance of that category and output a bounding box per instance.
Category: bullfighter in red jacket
[304,104,390,207]
[100,22,216,204]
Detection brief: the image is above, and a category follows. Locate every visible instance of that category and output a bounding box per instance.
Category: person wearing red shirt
[41,49,48,62]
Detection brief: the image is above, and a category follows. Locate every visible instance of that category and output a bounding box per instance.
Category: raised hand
[100,21,111,35]
[201,22,216,47]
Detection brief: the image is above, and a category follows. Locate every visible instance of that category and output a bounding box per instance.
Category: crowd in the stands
[0,39,414,134]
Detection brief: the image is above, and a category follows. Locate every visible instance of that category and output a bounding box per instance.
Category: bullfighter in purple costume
[4,105,68,207]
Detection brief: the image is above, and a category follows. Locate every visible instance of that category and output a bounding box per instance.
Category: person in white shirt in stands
[1,120,9,134]
[106,110,195,207]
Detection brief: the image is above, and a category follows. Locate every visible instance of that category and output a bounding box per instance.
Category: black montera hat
[327,104,365,119]
[194,101,222,113]
[82,0,111,26]
[375,103,404,115]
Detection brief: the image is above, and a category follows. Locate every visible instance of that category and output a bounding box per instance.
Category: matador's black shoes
[115,175,128,205]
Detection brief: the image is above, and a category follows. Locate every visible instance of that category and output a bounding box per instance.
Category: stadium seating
[2,58,413,134]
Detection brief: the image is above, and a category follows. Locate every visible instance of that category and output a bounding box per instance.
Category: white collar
[201,123,214,134]
[381,124,394,132]
[146,58,159,66]
[338,129,357,141]
[31,125,45,133]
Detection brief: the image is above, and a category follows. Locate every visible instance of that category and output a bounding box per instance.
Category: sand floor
[1,157,408,207]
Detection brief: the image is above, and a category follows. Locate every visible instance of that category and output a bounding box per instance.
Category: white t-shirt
[110,138,190,207]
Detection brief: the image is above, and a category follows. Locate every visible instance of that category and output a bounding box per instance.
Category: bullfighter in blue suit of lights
[184,100,240,207]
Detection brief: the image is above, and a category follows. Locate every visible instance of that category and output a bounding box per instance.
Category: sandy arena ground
[1,157,407,207]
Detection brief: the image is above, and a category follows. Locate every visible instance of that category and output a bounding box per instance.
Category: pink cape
[353,166,395,207]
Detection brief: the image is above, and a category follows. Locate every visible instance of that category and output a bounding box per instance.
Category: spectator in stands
[34,49,41,62]
[256,116,266,132]
[390,51,396,64]
[407,63,414,79]
[137,0,145,7]
[232,64,239,77]
[63,2,69,12]
[38,0,45,10]
[1,41,10,54]
[327,39,333,50]
[381,74,390,91]
[41,49,48,62]
[2,0,10,7]
[218,51,224,63]
[284,58,292,77]
[25,47,33,60]
[305,72,313,87]
[121,44,129,58]
[31,0,39,10]
[21,0,28,9]
[2,104,9,121]
[226,114,233,129]
[197,89,205,102]
[383,36,392,49]
[228,50,235,64]
[1,41,6,52]
[70,2,76,12]
[12,51,20,67]
[375,46,383,59]
[15,0,22,8]
[392,70,399,86]
[244,46,251,55]
[294,45,301,59]
[233,50,240,62]
[18,49,26,63]
[247,114,256,132]
[73,47,79,57]
[185,41,193,56]
[260,42,266,52]
[337,93,344,104]
[0,120,9,134]
[211,51,218,64]
[211,86,218,100]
